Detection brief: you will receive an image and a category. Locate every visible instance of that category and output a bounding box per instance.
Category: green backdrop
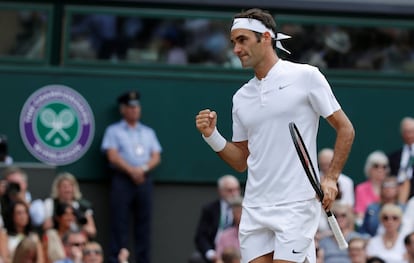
[0,65,413,184]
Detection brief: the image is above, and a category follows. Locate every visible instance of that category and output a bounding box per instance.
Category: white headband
[231,18,292,54]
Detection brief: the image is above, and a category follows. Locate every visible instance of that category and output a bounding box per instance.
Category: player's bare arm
[195,109,249,172]
[322,109,355,210]
[218,141,249,172]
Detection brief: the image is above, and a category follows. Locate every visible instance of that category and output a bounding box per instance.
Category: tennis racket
[288,121,348,250]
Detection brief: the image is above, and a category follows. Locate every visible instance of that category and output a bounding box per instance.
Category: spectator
[41,229,65,263]
[101,90,162,263]
[400,196,414,238]
[43,172,96,239]
[319,202,363,263]
[404,232,414,263]
[191,175,241,263]
[157,24,188,65]
[54,230,87,263]
[53,202,83,240]
[347,237,368,263]
[82,241,103,263]
[11,233,44,263]
[366,203,406,263]
[306,29,352,69]
[359,176,405,236]
[354,151,389,227]
[3,201,33,261]
[388,116,414,203]
[215,195,242,262]
[0,134,13,165]
[0,167,45,228]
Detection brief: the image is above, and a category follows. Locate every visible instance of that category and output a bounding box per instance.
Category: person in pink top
[355,150,390,227]
[215,196,243,263]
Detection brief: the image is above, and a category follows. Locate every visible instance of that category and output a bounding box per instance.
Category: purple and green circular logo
[20,85,95,165]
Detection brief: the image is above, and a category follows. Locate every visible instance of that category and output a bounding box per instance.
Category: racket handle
[327,214,348,250]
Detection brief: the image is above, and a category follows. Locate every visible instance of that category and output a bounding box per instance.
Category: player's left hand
[320,176,338,210]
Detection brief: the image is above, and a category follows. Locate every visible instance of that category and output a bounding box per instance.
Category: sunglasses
[69,242,86,247]
[382,215,400,221]
[334,213,347,218]
[83,249,103,256]
[372,163,387,169]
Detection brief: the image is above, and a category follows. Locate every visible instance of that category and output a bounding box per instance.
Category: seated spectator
[359,176,405,236]
[215,196,242,262]
[354,151,389,227]
[54,230,87,263]
[366,203,406,263]
[404,232,414,263]
[43,172,96,239]
[401,196,414,239]
[347,237,368,263]
[3,201,33,261]
[11,233,44,263]
[82,241,103,263]
[191,174,241,263]
[319,202,364,263]
[53,202,86,240]
[42,229,65,263]
[0,167,45,229]
[388,116,414,204]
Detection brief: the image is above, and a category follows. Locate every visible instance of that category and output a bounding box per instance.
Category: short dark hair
[233,8,277,48]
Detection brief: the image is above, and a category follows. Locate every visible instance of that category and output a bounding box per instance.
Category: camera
[74,209,88,225]
[5,182,20,196]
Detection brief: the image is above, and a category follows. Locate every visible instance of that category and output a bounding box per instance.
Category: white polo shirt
[232,59,340,207]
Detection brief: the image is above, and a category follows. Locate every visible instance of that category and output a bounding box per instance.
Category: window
[277,15,414,73]
[0,4,51,63]
[64,7,240,68]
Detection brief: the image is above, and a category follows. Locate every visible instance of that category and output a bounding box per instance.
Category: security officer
[101,91,162,263]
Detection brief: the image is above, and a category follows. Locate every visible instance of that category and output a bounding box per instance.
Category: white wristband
[202,127,226,152]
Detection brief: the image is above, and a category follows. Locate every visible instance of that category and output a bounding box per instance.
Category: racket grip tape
[327,214,348,250]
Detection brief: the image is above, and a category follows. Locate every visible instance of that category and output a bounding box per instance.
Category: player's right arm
[195,109,249,172]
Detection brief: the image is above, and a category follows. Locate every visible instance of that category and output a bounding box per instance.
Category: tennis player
[195,8,355,263]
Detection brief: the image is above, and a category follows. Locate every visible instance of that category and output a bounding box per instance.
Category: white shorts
[239,198,321,263]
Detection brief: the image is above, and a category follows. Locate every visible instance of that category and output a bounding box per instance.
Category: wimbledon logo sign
[19,85,95,165]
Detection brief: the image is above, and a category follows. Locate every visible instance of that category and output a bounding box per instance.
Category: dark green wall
[1,65,413,184]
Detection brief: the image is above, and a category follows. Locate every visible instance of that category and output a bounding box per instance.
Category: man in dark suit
[388,117,414,203]
[192,174,241,263]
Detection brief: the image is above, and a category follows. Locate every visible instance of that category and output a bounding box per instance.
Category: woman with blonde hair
[366,203,406,263]
[43,172,96,239]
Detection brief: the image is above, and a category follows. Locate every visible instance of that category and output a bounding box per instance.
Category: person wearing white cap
[195,8,354,263]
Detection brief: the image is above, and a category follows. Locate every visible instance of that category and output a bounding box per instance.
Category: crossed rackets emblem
[40,108,75,142]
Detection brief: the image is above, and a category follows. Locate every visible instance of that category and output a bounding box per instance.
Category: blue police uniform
[102,119,162,263]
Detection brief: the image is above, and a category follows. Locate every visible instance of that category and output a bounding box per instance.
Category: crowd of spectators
[0,167,129,263]
[1,9,414,73]
[67,14,414,73]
